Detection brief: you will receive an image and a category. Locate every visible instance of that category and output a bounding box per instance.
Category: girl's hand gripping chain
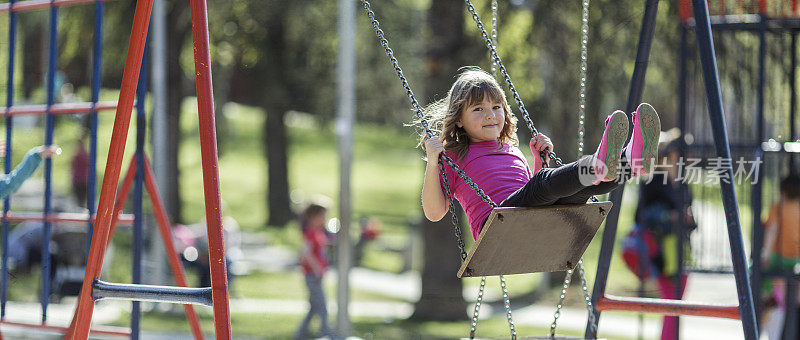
[530,133,553,172]
[425,136,445,162]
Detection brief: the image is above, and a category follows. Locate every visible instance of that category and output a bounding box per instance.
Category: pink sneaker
[625,103,661,176]
[592,110,629,184]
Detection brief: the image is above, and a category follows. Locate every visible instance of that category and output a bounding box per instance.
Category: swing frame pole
[585,0,660,337]
[691,0,758,338]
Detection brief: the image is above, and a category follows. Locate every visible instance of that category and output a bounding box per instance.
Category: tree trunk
[164,0,191,223]
[20,15,44,100]
[265,107,292,226]
[412,0,468,321]
[263,1,293,227]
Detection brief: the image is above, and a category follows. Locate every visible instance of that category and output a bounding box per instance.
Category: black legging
[500,155,630,207]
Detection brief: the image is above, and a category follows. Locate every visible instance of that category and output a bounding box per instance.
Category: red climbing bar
[143,156,205,340]
[0,320,129,337]
[759,0,767,13]
[66,0,153,337]
[596,294,741,319]
[4,101,118,117]
[106,158,137,244]
[3,212,133,225]
[0,0,113,13]
[190,0,231,338]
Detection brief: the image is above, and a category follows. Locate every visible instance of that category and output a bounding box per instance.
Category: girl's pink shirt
[441,140,540,240]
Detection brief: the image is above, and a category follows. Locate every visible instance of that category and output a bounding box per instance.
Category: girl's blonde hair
[416,67,518,160]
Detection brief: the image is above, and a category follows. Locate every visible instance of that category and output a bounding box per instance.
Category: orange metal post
[65,0,153,337]
[596,295,741,319]
[189,0,231,337]
[143,156,204,340]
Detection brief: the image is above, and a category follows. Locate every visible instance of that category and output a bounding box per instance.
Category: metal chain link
[490,0,499,77]
[499,275,517,339]
[469,277,486,339]
[549,259,599,337]
[548,260,598,336]
[551,1,599,336]
[364,2,598,337]
[439,162,469,261]
[550,267,574,337]
[359,0,498,210]
[360,4,511,337]
[578,259,598,335]
[487,5,517,339]
[463,0,564,168]
[577,0,590,157]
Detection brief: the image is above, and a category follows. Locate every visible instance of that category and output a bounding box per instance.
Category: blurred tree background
[0,0,735,327]
[2,0,687,222]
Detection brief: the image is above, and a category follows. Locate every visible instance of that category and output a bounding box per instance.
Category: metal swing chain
[438,164,469,261]
[490,0,499,77]
[550,265,574,338]
[577,0,590,157]
[575,0,599,334]
[360,2,516,338]
[468,4,517,339]
[359,0,497,210]
[578,259,598,335]
[551,1,598,337]
[470,277,486,339]
[463,0,563,167]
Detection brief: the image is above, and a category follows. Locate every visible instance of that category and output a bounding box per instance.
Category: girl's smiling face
[457,97,505,143]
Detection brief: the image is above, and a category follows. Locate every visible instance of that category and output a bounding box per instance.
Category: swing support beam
[586,0,758,339]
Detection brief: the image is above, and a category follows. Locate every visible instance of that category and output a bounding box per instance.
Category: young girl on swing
[421,67,661,240]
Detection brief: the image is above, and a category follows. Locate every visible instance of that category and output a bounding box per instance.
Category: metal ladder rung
[0,320,130,337]
[92,280,213,306]
[0,0,114,14]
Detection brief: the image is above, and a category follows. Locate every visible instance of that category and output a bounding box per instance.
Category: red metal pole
[189,0,231,338]
[65,0,153,337]
[1,321,129,337]
[107,158,137,245]
[759,0,766,13]
[143,156,205,340]
[596,295,741,319]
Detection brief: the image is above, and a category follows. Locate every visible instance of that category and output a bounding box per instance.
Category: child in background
[295,203,334,340]
[759,174,800,340]
[71,134,90,207]
[0,142,61,199]
[420,67,661,240]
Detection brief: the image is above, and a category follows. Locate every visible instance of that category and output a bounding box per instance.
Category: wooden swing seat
[457,201,612,278]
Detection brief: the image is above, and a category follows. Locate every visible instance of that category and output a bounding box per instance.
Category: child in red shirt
[295,203,333,339]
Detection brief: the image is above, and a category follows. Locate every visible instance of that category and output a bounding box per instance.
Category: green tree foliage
[6,0,775,233]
